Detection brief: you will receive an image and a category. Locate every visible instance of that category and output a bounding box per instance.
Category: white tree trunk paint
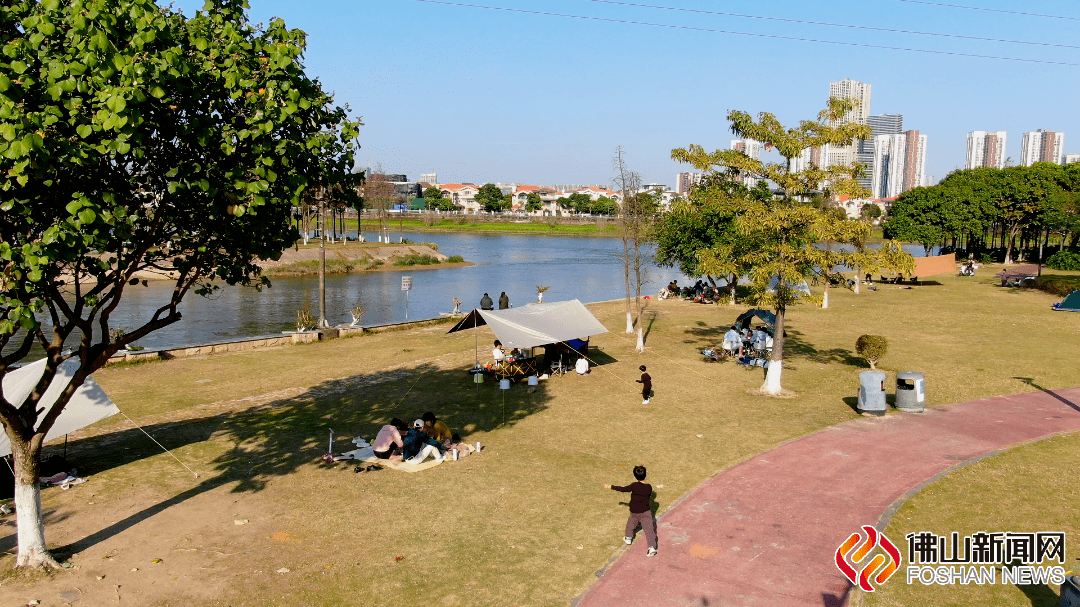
[635,326,644,352]
[14,483,49,567]
[822,287,829,309]
[760,359,783,395]
[625,312,634,334]
[853,270,861,294]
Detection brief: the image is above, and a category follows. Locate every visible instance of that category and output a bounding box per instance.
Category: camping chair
[880,275,888,283]
[909,276,918,285]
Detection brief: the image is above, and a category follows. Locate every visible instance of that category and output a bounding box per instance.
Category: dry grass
[1,273,1077,606]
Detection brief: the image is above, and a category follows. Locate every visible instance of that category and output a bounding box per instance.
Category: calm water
[17,232,932,354]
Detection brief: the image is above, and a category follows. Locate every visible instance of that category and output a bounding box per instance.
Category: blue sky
[168,0,1079,188]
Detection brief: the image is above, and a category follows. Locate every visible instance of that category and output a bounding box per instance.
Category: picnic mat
[336,447,444,473]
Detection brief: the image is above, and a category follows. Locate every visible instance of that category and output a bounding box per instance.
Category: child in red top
[604,465,657,557]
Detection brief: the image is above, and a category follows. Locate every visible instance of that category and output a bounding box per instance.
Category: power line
[411,0,1077,66]
[583,0,1080,50]
[895,0,1080,22]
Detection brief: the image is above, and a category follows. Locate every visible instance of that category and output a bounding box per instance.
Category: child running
[604,465,657,557]
[636,365,652,404]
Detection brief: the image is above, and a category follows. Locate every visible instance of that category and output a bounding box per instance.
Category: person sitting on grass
[422,411,453,448]
[604,465,657,557]
[403,419,445,464]
[723,325,742,357]
[372,418,408,459]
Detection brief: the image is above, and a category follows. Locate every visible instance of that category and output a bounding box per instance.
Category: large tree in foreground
[0,0,359,567]
[674,99,911,395]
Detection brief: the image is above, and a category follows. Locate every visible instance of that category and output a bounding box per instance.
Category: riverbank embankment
[258,241,470,276]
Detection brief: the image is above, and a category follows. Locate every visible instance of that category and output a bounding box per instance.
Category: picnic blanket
[333,446,471,473]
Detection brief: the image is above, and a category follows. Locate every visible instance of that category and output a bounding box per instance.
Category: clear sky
[167,0,1079,188]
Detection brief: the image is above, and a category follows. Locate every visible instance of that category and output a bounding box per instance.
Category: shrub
[393,254,440,266]
[855,335,888,369]
[1032,275,1080,297]
[979,252,996,265]
[447,255,464,263]
[1046,249,1080,271]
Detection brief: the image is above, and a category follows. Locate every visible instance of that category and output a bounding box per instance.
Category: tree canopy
[671,99,912,395]
[475,183,508,212]
[0,0,359,567]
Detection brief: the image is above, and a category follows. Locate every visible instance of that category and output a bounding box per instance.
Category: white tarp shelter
[447,299,609,349]
[0,358,119,457]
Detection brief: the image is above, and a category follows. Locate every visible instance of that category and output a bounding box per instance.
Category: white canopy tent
[0,358,119,458]
[447,300,609,368]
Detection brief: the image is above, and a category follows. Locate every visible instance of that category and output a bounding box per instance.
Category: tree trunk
[11,439,58,568]
[622,236,633,334]
[853,267,861,294]
[1005,231,1016,265]
[728,274,737,305]
[822,283,830,309]
[760,306,785,395]
[635,326,644,352]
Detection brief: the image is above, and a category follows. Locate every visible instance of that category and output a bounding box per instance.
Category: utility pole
[318,188,328,328]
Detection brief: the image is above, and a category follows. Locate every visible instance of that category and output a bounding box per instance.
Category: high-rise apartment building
[789,145,835,175]
[828,79,872,170]
[1020,130,1065,166]
[856,114,904,189]
[674,172,702,195]
[828,78,872,126]
[730,139,762,188]
[965,132,1007,170]
[871,130,926,199]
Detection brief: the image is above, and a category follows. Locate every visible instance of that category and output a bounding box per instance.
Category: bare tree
[613,148,651,352]
[364,173,395,243]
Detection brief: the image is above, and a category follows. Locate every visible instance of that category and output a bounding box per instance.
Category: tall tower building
[856,114,904,190]
[966,131,1007,170]
[1020,130,1065,166]
[871,131,926,199]
[828,79,872,169]
[730,139,762,188]
[828,78,872,126]
[674,172,701,195]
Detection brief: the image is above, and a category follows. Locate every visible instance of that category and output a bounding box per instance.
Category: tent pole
[474,310,479,393]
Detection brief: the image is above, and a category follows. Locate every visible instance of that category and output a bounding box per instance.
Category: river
[15,232,933,354]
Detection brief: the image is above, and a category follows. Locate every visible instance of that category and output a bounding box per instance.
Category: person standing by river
[498,292,510,309]
[480,293,494,310]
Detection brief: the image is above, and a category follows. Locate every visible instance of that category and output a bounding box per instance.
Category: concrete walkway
[574,387,1080,607]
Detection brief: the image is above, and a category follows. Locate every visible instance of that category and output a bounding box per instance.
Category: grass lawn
[1,272,1077,606]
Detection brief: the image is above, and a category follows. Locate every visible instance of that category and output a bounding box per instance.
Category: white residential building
[730,139,763,187]
[1020,130,1065,166]
[871,130,926,199]
[1067,154,1080,165]
[828,78,872,170]
[438,183,480,213]
[966,131,1007,169]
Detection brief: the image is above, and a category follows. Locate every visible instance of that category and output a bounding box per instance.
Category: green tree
[423,186,456,212]
[0,0,358,567]
[860,202,882,220]
[475,183,508,213]
[556,192,592,214]
[673,99,911,395]
[525,191,542,212]
[591,196,619,215]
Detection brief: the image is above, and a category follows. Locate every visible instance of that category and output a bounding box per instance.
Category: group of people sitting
[701,325,774,365]
[371,412,472,465]
[480,292,511,310]
[659,279,723,303]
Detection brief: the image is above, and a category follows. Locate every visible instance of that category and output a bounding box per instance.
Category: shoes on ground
[642,399,650,404]
[624,536,633,545]
[646,547,657,557]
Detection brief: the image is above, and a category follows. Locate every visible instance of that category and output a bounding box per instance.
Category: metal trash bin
[895,371,926,412]
[1060,575,1080,607]
[858,371,887,416]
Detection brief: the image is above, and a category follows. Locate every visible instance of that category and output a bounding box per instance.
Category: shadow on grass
[784,328,864,367]
[22,362,555,559]
[1016,581,1059,606]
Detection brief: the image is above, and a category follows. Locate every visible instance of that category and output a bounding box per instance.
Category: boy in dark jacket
[604,465,657,557]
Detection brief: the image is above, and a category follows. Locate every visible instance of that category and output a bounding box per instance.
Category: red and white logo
[835,525,901,592]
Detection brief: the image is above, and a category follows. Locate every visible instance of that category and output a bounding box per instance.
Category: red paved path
[574,387,1080,607]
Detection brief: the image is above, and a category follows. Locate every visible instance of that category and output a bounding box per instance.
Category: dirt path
[573,387,1080,607]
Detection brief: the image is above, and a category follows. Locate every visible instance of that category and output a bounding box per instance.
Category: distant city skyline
[166,0,1080,188]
